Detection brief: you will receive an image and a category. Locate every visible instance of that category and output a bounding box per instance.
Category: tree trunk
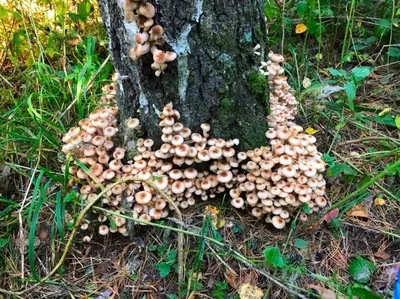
[98,0,268,152]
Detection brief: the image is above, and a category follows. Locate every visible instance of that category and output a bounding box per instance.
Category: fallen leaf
[238,283,264,299]
[374,250,391,260]
[347,205,369,219]
[225,268,239,289]
[305,127,319,135]
[307,284,346,299]
[373,198,385,206]
[241,270,258,284]
[295,23,307,34]
[323,208,339,223]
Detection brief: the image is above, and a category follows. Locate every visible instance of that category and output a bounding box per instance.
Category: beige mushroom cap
[271,216,286,229]
[135,191,152,204]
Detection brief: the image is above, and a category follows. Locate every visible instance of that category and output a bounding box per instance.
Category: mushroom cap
[271,216,286,229]
[200,123,210,132]
[115,216,126,227]
[135,32,149,44]
[169,169,183,180]
[175,144,189,157]
[154,176,169,190]
[98,225,109,235]
[153,50,167,64]
[83,235,92,242]
[184,168,198,179]
[127,118,140,129]
[200,179,211,190]
[135,191,152,204]
[150,25,164,38]
[209,146,222,159]
[197,150,210,161]
[171,181,185,194]
[138,2,155,19]
[231,197,244,209]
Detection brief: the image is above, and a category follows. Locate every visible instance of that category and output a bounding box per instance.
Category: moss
[247,70,267,95]
[219,97,234,128]
[238,119,266,150]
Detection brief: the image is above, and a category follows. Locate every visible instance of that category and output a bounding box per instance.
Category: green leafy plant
[349,256,376,284]
[156,249,178,278]
[263,246,286,268]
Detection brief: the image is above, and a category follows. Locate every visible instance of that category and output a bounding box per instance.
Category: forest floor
[0,1,400,298]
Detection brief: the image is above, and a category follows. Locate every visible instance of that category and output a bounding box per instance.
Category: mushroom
[271,216,285,229]
[138,2,155,19]
[135,191,152,204]
[231,197,244,209]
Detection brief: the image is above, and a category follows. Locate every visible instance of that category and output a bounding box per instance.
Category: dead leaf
[241,270,258,285]
[374,250,391,260]
[225,268,239,289]
[323,208,339,223]
[347,205,369,219]
[308,284,346,299]
[238,283,264,299]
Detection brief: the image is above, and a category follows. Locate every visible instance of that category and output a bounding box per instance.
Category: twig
[337,136,397,146]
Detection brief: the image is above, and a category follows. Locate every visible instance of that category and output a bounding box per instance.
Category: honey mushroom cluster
[124,0,177,76]
[234,51,328,229]
[61,52,329,238]
[260,52,298,127]
[61,102,247,240]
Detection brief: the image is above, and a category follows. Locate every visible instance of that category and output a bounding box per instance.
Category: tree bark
[98,0,268,152]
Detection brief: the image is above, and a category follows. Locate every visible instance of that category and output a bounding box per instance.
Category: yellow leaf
[315,53,323,60]
[378,107,392,116]
[295,23,307,34]
[373,198,385,206]
[238,283,264,299]
[305,127,319,135]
